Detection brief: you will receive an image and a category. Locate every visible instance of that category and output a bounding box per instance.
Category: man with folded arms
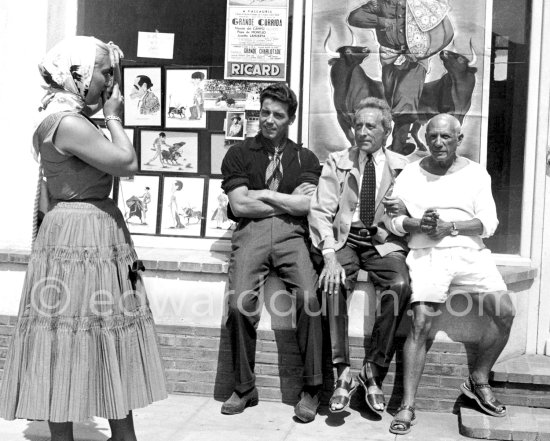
[383,113,515,435]
[309,97,411,416]
[221,83,324,422]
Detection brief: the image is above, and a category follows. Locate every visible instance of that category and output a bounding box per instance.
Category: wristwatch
[450,222,459,236]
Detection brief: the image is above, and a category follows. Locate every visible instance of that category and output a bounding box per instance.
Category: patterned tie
[265,146,284,191]
[360,153,376,227]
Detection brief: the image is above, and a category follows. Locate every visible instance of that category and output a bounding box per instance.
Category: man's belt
[347,226,378,246]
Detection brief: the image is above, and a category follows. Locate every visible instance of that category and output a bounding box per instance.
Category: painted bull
[325,27,384,145]
[410,41,478,150]
[326,28,477,151]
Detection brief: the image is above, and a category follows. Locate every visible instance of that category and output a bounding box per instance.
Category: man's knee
[227,290,259,317]
[410,308,434,340]
[492,292,516,331]
[387,274,411,298]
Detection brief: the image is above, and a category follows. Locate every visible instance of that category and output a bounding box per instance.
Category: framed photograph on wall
[204,178,235,238]
[139,130,198,173]
[116,175,160,235]
[159,176,205,237]
[122,66,162,127]
[165,68,208,129]
[225,111,246,140]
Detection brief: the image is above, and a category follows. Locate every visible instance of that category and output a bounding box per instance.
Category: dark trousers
[322,242,411,368]
[225,215,323,393]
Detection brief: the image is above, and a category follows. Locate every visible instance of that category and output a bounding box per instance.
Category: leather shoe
[221,388,259,415]
[294,389,321,423]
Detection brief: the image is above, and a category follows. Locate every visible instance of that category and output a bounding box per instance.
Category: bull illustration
[410,41,478,150]
[325,26,384,146]
[326,28,477,152]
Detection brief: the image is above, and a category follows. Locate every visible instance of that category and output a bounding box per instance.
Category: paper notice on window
[224,0,288,81]
[137,31,175,59]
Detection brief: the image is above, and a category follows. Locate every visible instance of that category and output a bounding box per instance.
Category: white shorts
[406,247,507,304]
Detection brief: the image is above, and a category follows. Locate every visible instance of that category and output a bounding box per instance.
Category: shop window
[485,0,531,254]
[77,0,294,239]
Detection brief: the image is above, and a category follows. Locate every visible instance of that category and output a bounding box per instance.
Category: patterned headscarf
[36,36,100,121]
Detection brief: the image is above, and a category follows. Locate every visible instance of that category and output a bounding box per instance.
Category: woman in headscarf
[0,36,167,441]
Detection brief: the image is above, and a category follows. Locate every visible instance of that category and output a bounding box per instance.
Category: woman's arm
[55,84,137,177]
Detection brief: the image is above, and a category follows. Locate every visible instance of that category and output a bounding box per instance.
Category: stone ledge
[492,355,550,385]
[0,247,537,285]
[459,405,550,440]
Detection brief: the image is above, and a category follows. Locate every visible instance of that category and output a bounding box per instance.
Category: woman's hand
[103,83,124,118]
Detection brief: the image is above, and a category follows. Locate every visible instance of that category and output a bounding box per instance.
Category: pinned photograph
[140,130,198,173]
[225,111,246,140]
[160,177,205,236]
[205,179,235,238]
[123,66,162,127]
[245,110,260,137]
[116,175,159,235]
[165,68,208,129]
[203,79,268,111]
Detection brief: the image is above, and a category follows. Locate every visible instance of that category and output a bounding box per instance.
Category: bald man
[382,114,515,435]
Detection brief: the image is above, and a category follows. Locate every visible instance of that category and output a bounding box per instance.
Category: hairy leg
[471,291,515,382]
[394,302,440,424]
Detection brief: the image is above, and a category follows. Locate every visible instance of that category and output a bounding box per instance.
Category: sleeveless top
[33,111,113,201]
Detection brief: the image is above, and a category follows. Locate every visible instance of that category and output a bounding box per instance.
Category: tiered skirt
[0,199,167,422]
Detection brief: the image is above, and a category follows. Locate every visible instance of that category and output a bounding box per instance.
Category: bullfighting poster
[224,0,289,81]
[117,175,160,235]
[160,177,205,237]
[303,0,491,162]
[139,130,198,173]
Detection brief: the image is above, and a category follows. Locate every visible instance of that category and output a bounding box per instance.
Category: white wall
[0,0,77,250]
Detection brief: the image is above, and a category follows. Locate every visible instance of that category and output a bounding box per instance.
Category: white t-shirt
[386,158,499,250]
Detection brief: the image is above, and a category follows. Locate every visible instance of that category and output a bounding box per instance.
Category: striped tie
[265,147,284,191]
[360,153,376,227]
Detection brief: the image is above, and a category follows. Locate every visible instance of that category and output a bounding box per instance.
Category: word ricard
[230,62,281,77]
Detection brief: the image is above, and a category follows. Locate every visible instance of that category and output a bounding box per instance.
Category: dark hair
[260,83,298,119]
[191,71,205,80]
[354,97,392,132]
[137,75,153,89]
[231,115,241,122]
[159,132,166,137]
[145,186,150,190]
[174,180,183,190]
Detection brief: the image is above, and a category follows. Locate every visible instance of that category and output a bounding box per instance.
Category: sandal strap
[396,404,416,418]
[334,377,354,390]
[469,375,491,389]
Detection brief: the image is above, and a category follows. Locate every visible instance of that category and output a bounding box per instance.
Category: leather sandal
[460,375,507,417]
[389,405,417,435]
[329,377,358,413]
[357,371,385,414]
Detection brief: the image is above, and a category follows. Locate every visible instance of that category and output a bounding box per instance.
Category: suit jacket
[308,146,409,256]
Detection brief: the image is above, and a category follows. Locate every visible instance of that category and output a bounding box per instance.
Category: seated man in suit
[309,97,411,415]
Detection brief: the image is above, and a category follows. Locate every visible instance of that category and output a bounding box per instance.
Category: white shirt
[385,158,499,250]
[351,147,386,226]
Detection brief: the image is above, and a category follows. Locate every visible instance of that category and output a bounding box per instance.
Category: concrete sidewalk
[0,394,474,441]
